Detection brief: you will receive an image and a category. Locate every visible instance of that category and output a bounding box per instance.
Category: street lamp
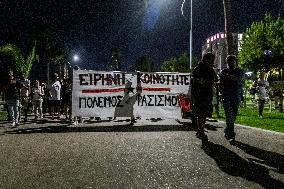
[181,0,193,71]
[190,0,192,71]
[72,54,81,70]
[73,54,79,62]
[264,49,272,70]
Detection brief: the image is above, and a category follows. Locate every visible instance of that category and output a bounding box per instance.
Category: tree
[49,48,69,79]
[132,55,154,72]
[0,52,15,91]
[223,0,234,55]
[238,14,284,72]
[0,44,37,79]
[110,48,122,71]
[160,53,197,73]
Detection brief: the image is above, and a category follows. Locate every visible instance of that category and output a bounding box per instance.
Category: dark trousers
[258,99,265,116]
[223,100,239,137]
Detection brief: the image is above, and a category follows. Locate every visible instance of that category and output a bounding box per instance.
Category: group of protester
[2,53,272,143]
[191,52,273,144]
[191,53,244,144]
[2,71,72,127]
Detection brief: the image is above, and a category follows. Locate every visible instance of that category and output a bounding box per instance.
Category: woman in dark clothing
[191,53,217,142]
[4,75,22,127]
[61,78,72,121]
[220,55,244,143]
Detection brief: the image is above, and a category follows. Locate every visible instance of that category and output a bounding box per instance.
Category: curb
[217,120,284,135]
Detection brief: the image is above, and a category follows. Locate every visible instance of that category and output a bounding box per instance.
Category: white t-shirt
[21,79,30,98]
[32,86,43,101]
[256,79,269,100]
[48,80,61,101]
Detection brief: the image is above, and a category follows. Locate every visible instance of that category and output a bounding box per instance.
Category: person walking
[61,78,72,121]
[220,55,244,143]
[4,75,22,127]
[48,73,61,120]
[31,80,44,120]
[20,79,30,122]
[256,72,269,118]
[41,82,48,115]
[191,52,217,142]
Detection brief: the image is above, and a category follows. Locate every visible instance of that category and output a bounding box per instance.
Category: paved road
[0,118,283,189]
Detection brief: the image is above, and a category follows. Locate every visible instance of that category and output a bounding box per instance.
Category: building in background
[202,32,243,73]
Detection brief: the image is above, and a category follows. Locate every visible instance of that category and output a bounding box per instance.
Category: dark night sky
[0,0,282,70]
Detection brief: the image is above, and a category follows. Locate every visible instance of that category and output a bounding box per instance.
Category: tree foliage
[133,55,154,72]
[160,53,196,73]
[238,14,284,72]
[0,44,37,79]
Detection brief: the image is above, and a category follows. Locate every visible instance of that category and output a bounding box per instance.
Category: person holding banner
[191,53,217,142]
[114,78,142,125]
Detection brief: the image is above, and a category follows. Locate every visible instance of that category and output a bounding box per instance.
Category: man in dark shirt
[220,55,244,143]
[191,52,217,142]
[5,75,22,127]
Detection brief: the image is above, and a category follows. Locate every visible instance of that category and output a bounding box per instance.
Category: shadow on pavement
[205,124,222,131]
[0,119,69,126]
[202,141,284,189]
[232,141,284,174]
[5,124,198,134]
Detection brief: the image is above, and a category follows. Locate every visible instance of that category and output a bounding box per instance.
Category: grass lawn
[0,111,8,121]
[215,103,284,133]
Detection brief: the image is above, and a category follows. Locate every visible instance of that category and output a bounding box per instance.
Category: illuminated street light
[264,49,272,56]
[245,71,253,77]
[73,54,79,62]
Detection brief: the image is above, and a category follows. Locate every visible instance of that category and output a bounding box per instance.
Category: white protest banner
[134,72,191,119]
[72,70,137,117]
[72,70,191,119]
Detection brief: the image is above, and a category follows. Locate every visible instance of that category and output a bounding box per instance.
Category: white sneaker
[12,122,16,127]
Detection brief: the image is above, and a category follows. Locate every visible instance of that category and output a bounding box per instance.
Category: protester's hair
[259,72,266,78]
[52,73,59,81]
[202,52,215,63]
[226,55,237,64]
[9,74,14,80]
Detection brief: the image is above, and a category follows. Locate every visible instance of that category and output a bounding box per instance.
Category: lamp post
[264,49,272,71]
[190,0,193,71]
[181,0,193,71]
[73,54,79,62]
[72,54,81,71]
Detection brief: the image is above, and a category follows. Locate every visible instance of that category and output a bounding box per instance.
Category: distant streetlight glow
[73,55,79,62]
[264,49,272,56]
[245,71,253,77]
